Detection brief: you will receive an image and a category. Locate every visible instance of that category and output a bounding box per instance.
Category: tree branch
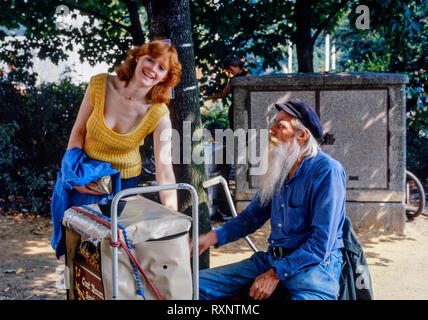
[311,0,348,45]
[61,1,130,31]
[122,0,146,45]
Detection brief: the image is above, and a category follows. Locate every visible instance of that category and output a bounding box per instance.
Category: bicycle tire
[405,170,425,219]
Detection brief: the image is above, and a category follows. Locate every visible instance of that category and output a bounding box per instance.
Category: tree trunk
[143,0,211,269]
[295,0,314,72]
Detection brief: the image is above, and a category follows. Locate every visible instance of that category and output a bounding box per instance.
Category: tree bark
[294,0,314,72]
[143,0,211,269]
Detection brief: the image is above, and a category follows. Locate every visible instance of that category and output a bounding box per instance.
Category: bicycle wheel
[405,170,426,219]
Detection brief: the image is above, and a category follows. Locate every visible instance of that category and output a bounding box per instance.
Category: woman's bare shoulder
[106,74,120,87]
[106,74,123,95]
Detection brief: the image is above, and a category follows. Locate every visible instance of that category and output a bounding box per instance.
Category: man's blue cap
[275,98,323,141]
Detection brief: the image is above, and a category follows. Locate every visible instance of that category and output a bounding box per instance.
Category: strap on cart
[72,205,164,300]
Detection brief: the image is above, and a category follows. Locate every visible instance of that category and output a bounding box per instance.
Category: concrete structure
[231,72,409,233]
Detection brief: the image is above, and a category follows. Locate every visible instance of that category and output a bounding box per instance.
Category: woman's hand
[73,182,104,195]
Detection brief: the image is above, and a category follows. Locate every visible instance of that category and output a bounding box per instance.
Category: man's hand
[189,230,218,257]
[249,268,280,300]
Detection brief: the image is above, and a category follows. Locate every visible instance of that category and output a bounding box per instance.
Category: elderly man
[196,98,346,300]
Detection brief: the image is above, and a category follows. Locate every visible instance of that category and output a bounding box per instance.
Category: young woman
[67,40,182,210]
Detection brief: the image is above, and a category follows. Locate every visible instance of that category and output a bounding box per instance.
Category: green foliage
[201,104,230,135]
[1,1,353,102]
[191,0,352,96]
[0,0,143,70]
[0,68,85,215]
[1,0,427,210]
[336,0,428,180]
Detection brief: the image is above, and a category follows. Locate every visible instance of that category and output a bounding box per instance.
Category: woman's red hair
[115,40,182,104]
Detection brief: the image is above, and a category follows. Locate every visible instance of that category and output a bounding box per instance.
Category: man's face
[258,118,302,204]
[225,65,242,76]
[268,110,297,145]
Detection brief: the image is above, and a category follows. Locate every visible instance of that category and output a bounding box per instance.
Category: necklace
[123,94,136,102]
[122,88,149,104]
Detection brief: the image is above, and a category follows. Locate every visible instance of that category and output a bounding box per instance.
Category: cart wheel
[405,170,426,219]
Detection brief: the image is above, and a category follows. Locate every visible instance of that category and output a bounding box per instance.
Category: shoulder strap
[146,103,170,134]
[89,73,108,108]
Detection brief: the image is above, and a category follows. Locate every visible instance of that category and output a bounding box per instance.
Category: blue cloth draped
[50,147,121,258]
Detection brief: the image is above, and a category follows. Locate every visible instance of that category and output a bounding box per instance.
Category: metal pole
[110,193,120,300]
[202,176,258,252]
[331,39,336,71]
[110,183,199,300]
[325,34,330,72]
[176,183,200,300]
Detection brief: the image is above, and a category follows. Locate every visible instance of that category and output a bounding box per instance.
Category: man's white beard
[258,137,301,204]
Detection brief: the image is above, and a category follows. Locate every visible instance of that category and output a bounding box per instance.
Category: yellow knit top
[83,73,169,179]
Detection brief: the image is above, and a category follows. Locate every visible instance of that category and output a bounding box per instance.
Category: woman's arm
[67,84,93,150]
[201,81,231,103]
[153,115,178,211]
[67,84,103,195]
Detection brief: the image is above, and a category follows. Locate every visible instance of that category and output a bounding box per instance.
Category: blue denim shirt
[215,150,346,280]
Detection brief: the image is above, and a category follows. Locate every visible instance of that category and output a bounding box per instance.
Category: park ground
[0,212,427,300]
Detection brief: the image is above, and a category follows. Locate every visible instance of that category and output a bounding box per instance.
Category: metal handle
[203,176,258,252]
[110,183,199,300]
[202,176,223,189]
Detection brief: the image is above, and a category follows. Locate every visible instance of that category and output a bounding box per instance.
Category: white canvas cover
[63,195,193,300]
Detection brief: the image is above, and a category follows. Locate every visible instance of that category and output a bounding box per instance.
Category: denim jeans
[199,248,343,300]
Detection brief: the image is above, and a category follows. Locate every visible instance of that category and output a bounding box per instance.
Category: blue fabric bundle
[50,147,121,258]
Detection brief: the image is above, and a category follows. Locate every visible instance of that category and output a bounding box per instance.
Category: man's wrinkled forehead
[274,110,296,125]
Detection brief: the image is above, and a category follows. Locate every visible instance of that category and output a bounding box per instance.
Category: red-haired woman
[66,40,182,210]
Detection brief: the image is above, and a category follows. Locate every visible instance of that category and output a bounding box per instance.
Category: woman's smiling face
[135,54,169,88]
